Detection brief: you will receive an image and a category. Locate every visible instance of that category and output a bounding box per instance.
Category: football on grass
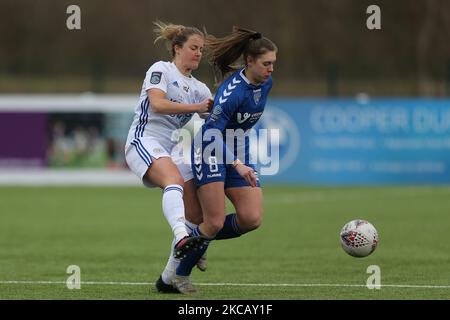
[340,219,379,257]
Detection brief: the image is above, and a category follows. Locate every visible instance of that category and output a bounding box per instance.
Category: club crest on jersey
[210,105,222,121]
[237,112,251,124]
[150,72,162,84]
[253,89,262,104]
[183,85,189,93]
[212,105,222,116]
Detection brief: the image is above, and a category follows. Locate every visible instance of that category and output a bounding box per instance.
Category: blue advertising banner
[256,98,450,185]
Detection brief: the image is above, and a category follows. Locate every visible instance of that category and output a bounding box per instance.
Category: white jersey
[126,61,211,152]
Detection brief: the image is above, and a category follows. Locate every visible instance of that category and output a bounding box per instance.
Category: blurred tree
[0,0,449,96]
[416,0,450,96]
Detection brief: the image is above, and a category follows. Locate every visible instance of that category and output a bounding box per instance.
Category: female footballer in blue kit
[171,27,278,293]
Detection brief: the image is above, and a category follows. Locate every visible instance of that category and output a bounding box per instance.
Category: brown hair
[153,21,204,57]
[205,27,277,79]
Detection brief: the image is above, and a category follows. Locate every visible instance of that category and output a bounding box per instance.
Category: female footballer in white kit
[124,22,212,292]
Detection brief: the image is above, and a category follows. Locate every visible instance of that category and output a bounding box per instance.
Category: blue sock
[214,213,243,240]
[176,226,210,276]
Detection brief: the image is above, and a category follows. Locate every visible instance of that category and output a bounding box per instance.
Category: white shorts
[125,137,193,188]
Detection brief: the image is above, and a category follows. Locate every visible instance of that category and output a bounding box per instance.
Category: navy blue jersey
[200,68,272,163]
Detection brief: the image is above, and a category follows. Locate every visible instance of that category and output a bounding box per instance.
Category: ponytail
[205,27,277,80]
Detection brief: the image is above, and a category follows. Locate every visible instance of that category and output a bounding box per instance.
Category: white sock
[162,184,189,243]
[161,238,180,284]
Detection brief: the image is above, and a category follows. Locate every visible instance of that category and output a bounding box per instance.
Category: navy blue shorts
[192,160,261,189]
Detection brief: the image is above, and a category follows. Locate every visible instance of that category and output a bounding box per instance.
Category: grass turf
[1,185,449,300]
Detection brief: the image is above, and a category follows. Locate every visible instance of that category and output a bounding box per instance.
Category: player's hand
[196,99,213,113]
[234,163,257,187]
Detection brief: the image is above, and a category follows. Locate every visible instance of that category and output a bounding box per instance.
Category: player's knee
[239,210,263,232]
[244,217,263,231]
[205,218,225,236]
[173,176,185,187]
[144,167,184,188]
[163,175,184,187]
[211,220,225,234]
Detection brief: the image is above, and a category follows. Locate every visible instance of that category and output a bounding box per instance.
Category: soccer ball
[340,220,379,257]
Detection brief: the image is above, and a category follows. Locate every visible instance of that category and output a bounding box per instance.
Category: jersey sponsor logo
[167,113,193,127]
[237,112,251,124]
[150,71,162,84]
[249,111,263,123]
[171,81,179,88]
[253,89,262,104]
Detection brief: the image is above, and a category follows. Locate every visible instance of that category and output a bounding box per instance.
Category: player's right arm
[144,62,212,114]
[232,159,257,187]
[148,89,212,114]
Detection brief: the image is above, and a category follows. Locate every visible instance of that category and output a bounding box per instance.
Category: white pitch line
[1,280,450,289]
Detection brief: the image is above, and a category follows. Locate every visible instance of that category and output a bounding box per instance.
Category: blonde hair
[153,21,204,57]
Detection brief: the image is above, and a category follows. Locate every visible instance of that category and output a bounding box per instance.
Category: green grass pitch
[1,185,449,300]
